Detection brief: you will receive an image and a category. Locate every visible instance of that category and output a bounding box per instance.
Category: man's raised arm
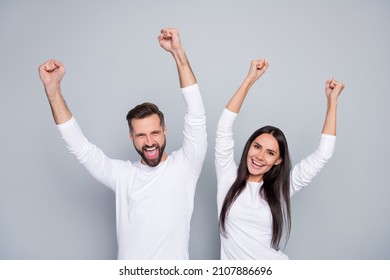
[39,59,72,124]
[158,28,197,88]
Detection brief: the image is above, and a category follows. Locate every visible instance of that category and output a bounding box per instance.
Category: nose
[145,135,154,146]
[255,150,266,161]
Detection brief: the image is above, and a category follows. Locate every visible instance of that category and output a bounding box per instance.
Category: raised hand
[226,58,269,113]
[158,28,183,54]
[322,78,345,135]
[39,59,65,89]
[325,78,344,100]
[158,28,196,87]
[246,59,269,82]
[38,59,72,124]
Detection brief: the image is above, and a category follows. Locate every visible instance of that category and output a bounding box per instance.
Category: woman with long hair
[215,59,345,259]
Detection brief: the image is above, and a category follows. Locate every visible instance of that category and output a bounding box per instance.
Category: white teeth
[145,147,156,151]
[252,159,264,167]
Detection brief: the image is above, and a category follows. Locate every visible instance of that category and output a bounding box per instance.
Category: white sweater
[57,84,207,260]
[215,108,335,260]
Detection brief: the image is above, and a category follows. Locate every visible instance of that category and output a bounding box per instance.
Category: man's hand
[39,59,65,89]
[158,28,183,55]
[39,59,72,124]
[158,28,196,87]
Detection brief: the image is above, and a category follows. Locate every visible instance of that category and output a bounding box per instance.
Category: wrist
[45,83,62,99]
[44,80,61,90]
[326,99,338,112]
[172,49,188,65]
[243,76,257,87]
[327,96,339,106]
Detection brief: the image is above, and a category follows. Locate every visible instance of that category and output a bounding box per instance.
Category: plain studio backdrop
[0,0,389,260]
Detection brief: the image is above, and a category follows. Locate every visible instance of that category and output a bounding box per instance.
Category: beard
[134,138,166,167]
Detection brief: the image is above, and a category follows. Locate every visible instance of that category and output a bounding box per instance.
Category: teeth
[252,160,264,167]
[144,146,158,159]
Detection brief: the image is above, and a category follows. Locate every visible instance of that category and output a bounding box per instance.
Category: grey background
[0,0,389,260]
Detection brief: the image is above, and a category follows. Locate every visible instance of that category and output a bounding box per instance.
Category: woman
[215,59,344,259]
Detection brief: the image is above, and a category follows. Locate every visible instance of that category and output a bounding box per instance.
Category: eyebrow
[151,130,162,134]
[134,130,161,137]
[253,141,277,154]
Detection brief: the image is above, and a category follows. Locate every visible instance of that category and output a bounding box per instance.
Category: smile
[144,146,159,159]
[252,159,265,168]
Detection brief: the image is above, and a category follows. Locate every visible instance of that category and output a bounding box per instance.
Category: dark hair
[219,125,292,250]
[126,102,165,132]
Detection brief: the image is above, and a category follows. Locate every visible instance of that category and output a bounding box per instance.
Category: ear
[163,127,167,136]
[129,131,134,141]
[275,158,283,166]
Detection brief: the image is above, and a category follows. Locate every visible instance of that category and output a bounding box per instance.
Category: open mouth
[143,146,159,159]
[252,159,265,168]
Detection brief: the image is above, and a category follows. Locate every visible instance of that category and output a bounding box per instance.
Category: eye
[253,143,260,149]
[268,151,275,156]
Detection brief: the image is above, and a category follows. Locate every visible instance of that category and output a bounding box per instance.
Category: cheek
[133,138,144,149]
[246,156,251,165]
[246,152,254,164]
[157,135,164,142]
[247,148,256,158]
[157,135,166,145]
[264,154,278,165]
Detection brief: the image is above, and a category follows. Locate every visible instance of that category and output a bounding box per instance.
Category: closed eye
[267,150,276,156]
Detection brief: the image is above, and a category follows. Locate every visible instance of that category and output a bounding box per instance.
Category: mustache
[142,144,159,151]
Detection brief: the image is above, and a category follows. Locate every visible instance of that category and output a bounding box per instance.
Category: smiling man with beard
[38,28,207,259]
[127,102,167,167]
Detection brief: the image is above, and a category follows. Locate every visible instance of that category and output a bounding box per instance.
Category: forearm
[226,76,256,113]
[322,98,338,136]
[45,84,72,125]
[322,78,344,135]
[172,49,197,88]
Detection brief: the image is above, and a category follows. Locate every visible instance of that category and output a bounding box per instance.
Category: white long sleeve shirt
[57,84,207,260]
[215,108,335,260]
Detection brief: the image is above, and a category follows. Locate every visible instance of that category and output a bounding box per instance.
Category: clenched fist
[39,59,65,88]
[325,79,344,100]
[158,28,183,54]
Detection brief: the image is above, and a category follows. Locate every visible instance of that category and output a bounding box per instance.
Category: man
[39,28,207,259]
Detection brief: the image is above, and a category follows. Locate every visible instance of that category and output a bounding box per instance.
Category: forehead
[131,114,163,133]
[252,133,280,151]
